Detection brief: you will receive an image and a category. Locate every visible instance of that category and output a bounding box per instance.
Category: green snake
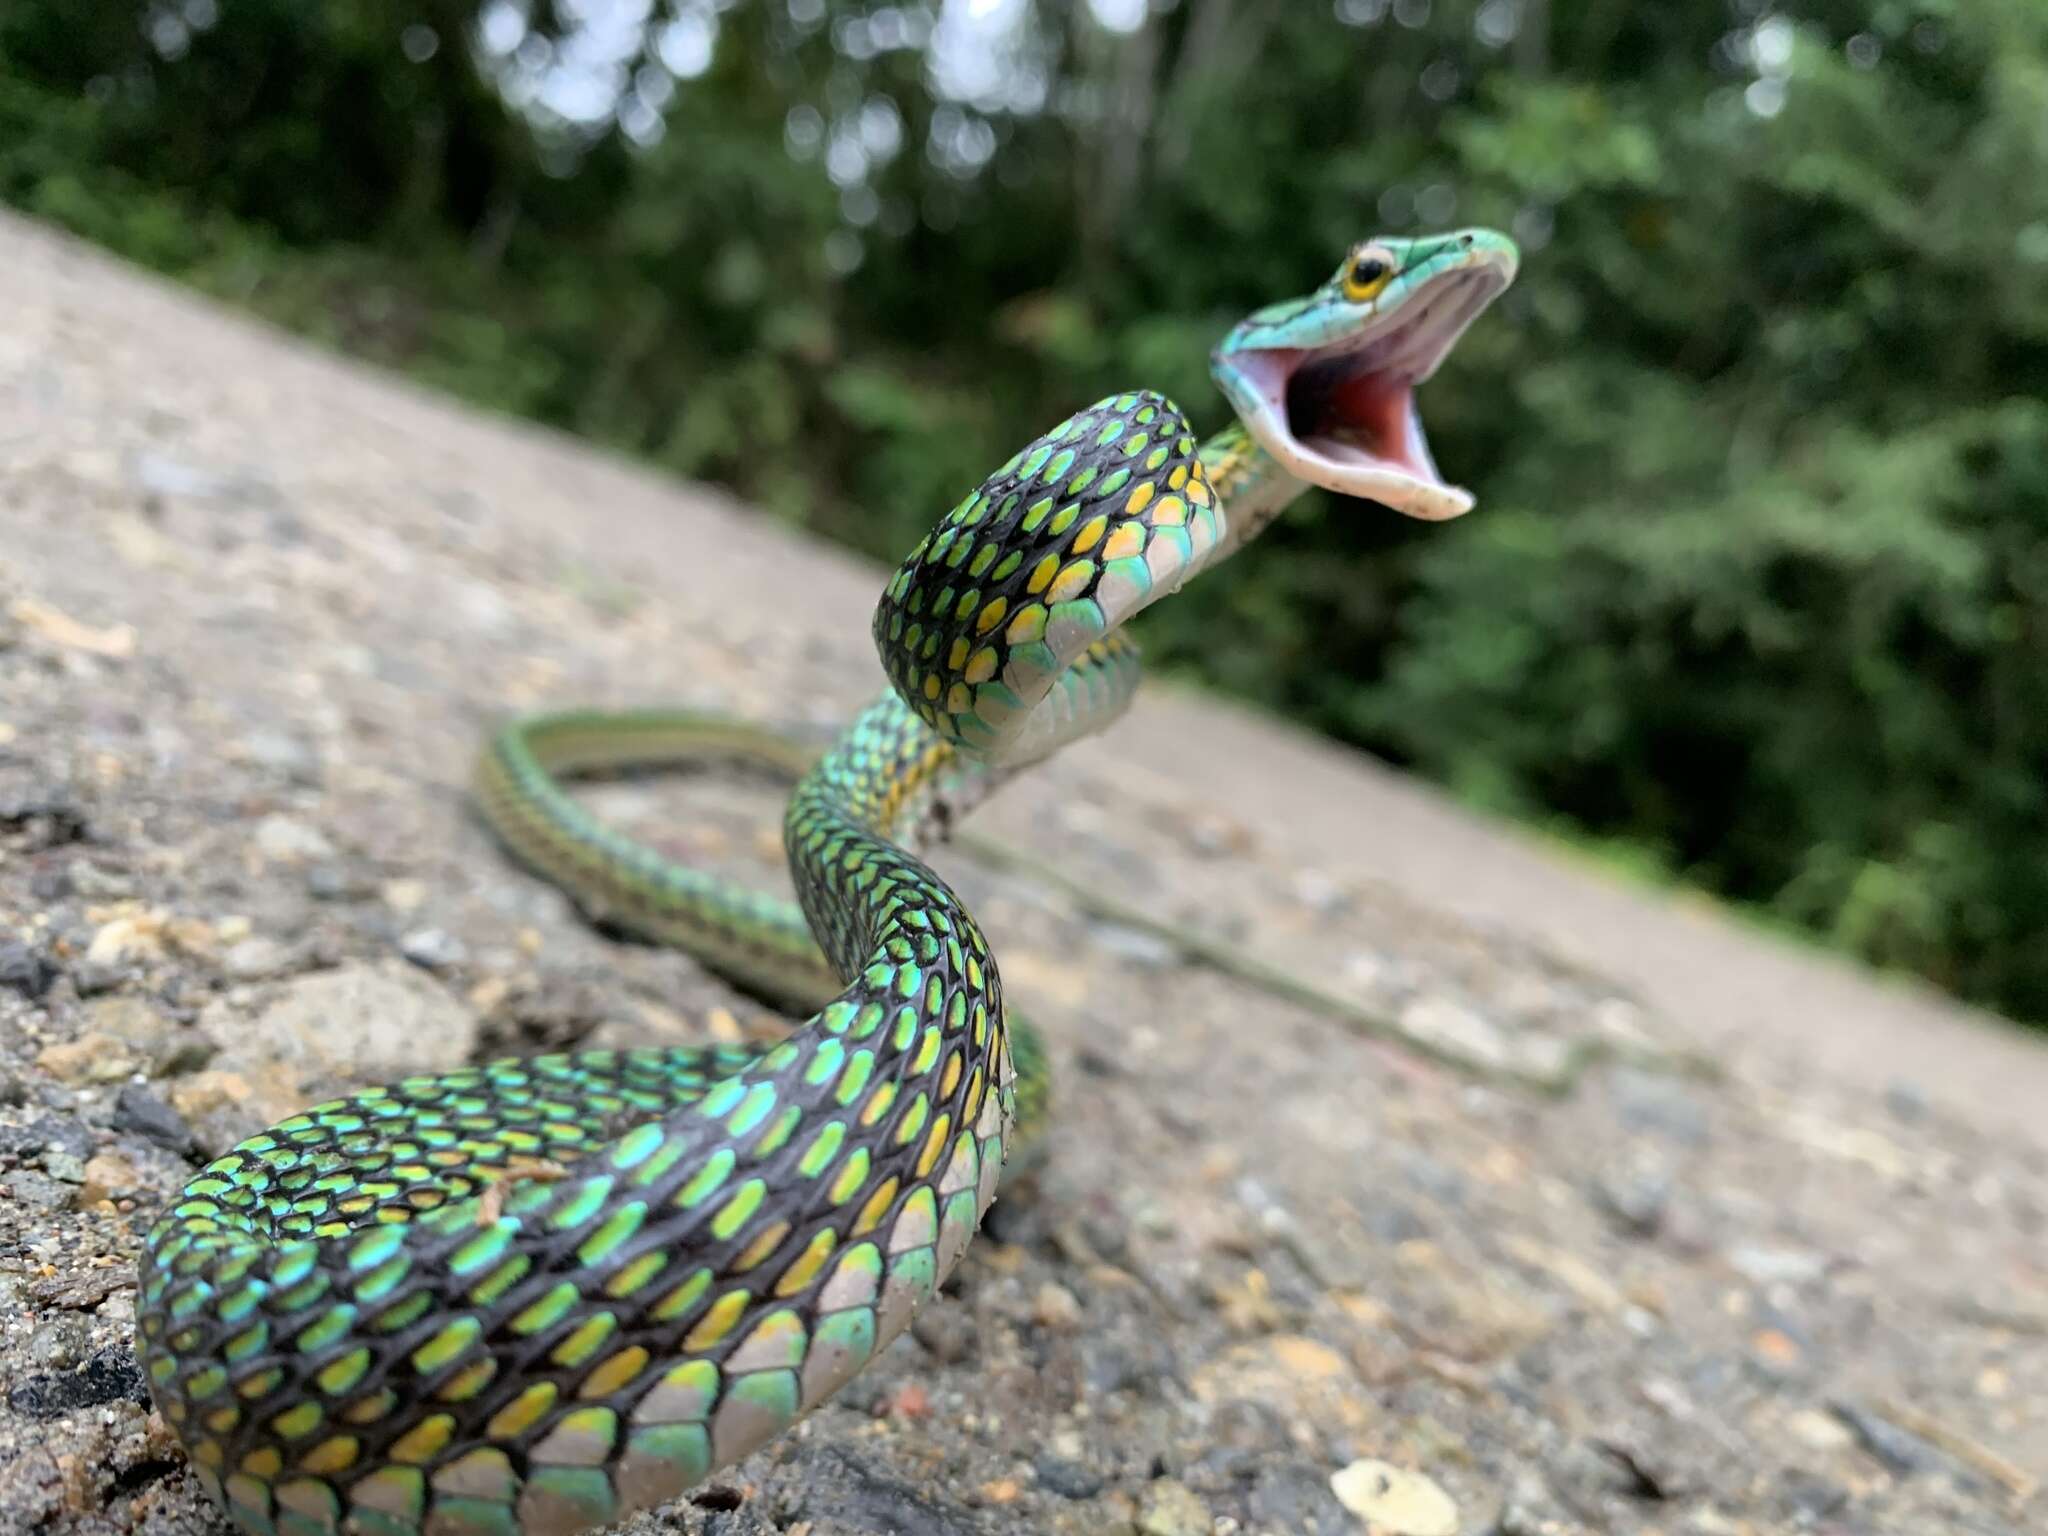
[137,230,1517,1536]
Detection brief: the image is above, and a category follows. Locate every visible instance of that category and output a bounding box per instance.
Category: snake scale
[138,230,1517,1536]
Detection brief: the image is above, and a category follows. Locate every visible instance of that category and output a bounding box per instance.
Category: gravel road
[1,212,2042,1536]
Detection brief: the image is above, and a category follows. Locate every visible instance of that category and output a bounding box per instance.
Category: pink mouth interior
[1317,369,1441,484]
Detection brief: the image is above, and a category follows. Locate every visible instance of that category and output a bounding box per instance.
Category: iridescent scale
[137,392,1212,1536]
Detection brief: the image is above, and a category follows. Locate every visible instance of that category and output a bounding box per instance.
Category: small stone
[1883,1081,1928,1123]
[131,449,227,500]
[1182,810,1254,858]
[0,1114,94,1162]
[0,940,58,999]
[26,1314,94,1370]
[400,928,468,971]
[1035,1455,1105,1500]
[242,728,318,781]
[1208,1397,1293,1455]
[166,1070,253,1119]
[381,878,428,913]
[1593,1166,1670,1236]
[83,912,161,968]
[69,859,134,899]
[43,1151,87,1184]
[203,962,479,1091]
[1248,1462,1352,1535]
[69,959,127,996]
[1329,1460,1459,1536]
[1081,1339,1150,1396]
[1784,1407,1853,1452]
[1727,1244,1825,1287]
[1290,869,1348,914]
[6,1169,71,1210]
[1829,1399,1934,1474]
[910,1307,975,1364]
[253,813,336,865]
[222,935,294,981]
[112,1083,197,1155]
[1137,1479,1210,1536]
[1033,1281,1084,1331]
[1748,1321,1810,1381]
[6,1346,150,1419]
[85,994,210,1073]
[79,1151,141,1204]
[1778,1470,1849,1520]
[37,1032,139,1085]
[1501,1235,1626,1314]
[306,863,371,901]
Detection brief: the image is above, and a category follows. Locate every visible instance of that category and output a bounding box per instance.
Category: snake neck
[1198,421,1309,561]
[785,692,985,982]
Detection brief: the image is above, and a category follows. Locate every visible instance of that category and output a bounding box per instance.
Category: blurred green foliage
[4,1,2046,1019]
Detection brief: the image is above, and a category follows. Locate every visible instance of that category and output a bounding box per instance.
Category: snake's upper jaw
[1214,235,1516,521]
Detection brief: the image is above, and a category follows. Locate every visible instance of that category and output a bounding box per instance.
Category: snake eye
[1342,247,1396,303]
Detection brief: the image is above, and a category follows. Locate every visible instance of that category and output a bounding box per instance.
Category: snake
[137,229,1517,1536]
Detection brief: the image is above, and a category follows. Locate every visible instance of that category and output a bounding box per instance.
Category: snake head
[1211,228,1518,521]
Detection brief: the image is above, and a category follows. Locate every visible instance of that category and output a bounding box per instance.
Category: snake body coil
[138,234,1517,1536]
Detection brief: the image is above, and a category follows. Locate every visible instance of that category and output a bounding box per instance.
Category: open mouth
[1224,259,1513,520]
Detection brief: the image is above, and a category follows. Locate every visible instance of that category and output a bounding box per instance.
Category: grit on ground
[1,213,2041,1536]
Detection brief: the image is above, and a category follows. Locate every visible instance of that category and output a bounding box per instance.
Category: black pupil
[1352,258,1388,287]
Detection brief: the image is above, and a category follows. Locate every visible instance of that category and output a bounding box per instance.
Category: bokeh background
[4,1,2045,1023]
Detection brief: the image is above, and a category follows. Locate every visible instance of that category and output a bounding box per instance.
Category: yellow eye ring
[1341,245,1397,304]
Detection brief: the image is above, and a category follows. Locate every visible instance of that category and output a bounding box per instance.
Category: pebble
[5,1169,72,1210]
[1329,1460,1459,1536]
[6,1346,150,1419]
[1248,1461,1353,1534]
[0,939,57,998]
[400,927,468,971]
[0,1114,93,1162]
[1035,1454,1106,1500]
[69,958,128,996]
[84,993,210,1073]
[25,1314,94,1370]
[241,728,318,781]
[1884,1081,1928,1123]
[1748,1315,1813,1382]
[222,935,295,981]
[79,1151,141,1204]
[1137,1478,1210,1536]
[1594,1165,1671,1236]
[253,813,337,865]
[1829,1400,1934,1474]
[1785,1407,1853,1451]
[306,862,372,901]
[1208,1398,1294,1455]
[111,1082,197,1155]
[910,1307,975,1365]
[203,961,478,1090]
[1033,1281,1084,1332]
[36,1032,139,1085]
[1778,1470,1849,1520]
[1727,1243,1826,1287]
[43,1150,87,1184]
